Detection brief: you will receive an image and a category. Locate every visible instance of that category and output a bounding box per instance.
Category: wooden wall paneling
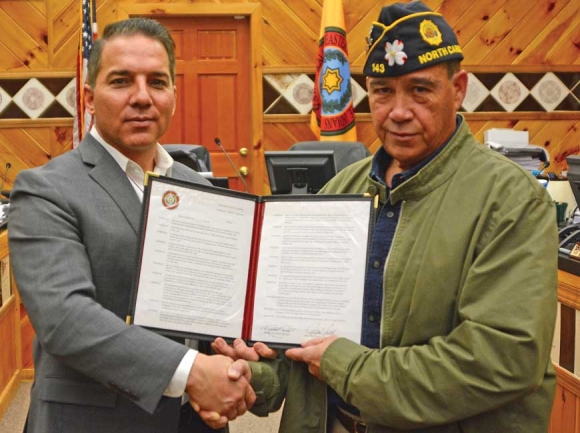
[0,298,17,403]
[549,122,580,174]
[466,119,516,143]
[550,381,576,432]
[515,0,578,65]
[0,129,51,169]
[0,306,18,420]
[531,120,580,173]
[460,0,529,64]
[96,0,122,33]
[490,0,572,66]
[51,28,78,70]
[28,0,47,17]
[546,23,580,65]
[347,1,385,68]
[434,0,473,28]
[550,364,580,433]
[354,119,381,152]
[50,126,74,159]
[280,0,321,35]
[0,44,27,72]
[0,8,48,70]
[260,1,317,67]
[0,142,25,192]
[1,2,48,52]
[263,118,317,151]
[450,0,505,49]
[51,0,79,69]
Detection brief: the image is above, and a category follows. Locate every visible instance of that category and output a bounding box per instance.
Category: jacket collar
[78,134,143,235]
[390,115,472,204]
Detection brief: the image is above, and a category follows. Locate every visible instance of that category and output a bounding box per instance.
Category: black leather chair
[289,141,371,172]
[162,144,212,172]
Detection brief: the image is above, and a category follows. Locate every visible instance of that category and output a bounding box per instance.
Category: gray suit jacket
[9,135,211,433]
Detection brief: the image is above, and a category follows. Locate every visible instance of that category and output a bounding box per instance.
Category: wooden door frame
[117,3,263,188]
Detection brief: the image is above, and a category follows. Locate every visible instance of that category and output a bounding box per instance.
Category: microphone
[213,137,249,193]
[0,162,11,201]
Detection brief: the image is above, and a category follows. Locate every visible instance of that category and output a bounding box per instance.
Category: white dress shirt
[91,129,197,398]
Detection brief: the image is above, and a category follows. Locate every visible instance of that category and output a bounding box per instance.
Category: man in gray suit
[9,18,254,433]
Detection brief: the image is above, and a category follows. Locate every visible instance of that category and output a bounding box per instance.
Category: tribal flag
[310,0,356,141]
[73,0,98,148]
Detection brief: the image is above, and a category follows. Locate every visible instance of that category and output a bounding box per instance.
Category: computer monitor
[265,150,337,195]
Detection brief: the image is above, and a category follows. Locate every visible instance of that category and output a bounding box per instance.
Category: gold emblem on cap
[419,19,442,46]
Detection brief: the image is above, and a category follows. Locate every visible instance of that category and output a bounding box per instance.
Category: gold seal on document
[162,191,180,210]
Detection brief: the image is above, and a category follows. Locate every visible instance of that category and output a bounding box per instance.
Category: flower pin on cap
[364,1,463,77]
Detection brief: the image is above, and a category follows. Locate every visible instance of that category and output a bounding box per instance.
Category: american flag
[73,0,97,148]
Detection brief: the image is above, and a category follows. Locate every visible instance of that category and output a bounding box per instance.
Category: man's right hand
[212,337,279,361]
[186,353,256,429]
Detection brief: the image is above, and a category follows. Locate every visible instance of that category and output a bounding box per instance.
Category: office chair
[289,141,371,172]
[162,144,212,172]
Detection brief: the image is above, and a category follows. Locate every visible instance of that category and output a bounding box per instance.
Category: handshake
[185,338,278,429]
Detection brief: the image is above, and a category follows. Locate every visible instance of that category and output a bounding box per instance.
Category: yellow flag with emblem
[310,0,357,141]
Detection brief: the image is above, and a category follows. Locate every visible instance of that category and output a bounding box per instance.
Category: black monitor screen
[265,150,337,194]
[567,155,580,211]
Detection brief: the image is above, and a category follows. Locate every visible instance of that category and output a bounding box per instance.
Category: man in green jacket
[210,1,558,432]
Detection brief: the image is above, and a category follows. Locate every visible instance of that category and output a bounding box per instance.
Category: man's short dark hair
[445,61,461,80]
[87,17,176,88]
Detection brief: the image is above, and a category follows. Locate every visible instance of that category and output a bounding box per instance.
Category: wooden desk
[550,270,580,433]
[0,231,34,419]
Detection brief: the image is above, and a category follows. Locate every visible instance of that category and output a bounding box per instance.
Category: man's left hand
[285,336,338,381]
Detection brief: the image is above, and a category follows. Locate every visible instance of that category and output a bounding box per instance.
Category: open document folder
[128,174,376,348]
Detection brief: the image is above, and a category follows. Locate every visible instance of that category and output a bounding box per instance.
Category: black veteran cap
[363,1,463,77]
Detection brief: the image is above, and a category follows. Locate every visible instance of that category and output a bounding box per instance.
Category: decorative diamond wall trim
[0,77,74,119]
[0,72,577,120]
[263,71,580,115]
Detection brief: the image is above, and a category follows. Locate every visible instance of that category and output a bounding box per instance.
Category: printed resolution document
[130,175,374,346]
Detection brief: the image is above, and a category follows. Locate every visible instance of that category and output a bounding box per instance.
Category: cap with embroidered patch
[363,1,463,77]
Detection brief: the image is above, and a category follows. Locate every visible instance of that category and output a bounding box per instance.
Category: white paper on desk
[133,181,255,339]
[251,200,369,345]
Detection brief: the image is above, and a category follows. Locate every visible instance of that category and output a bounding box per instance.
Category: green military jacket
[250,119,558,433]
